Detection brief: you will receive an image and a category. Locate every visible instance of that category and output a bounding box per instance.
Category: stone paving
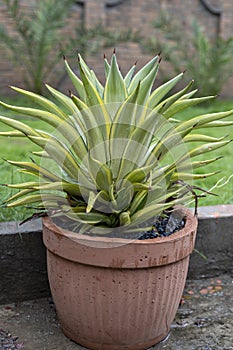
[0,274,232,350]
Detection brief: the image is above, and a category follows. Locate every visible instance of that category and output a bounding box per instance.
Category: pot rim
[43,206,196,246]
[42,206,198,268]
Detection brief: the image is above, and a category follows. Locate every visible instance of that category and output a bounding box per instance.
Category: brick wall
[0,0,84,96]
[0,0,232,96]
[221,0,233,39]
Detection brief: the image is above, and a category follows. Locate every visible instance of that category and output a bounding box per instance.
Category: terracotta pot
[42,207,197,350]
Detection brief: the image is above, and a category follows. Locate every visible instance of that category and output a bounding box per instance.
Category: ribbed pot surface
[43,207,197,350]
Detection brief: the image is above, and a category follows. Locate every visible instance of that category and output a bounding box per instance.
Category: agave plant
[0,52,232,235]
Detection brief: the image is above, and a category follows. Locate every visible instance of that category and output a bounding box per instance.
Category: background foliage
[143,11,233,96]
[0,0,139,94]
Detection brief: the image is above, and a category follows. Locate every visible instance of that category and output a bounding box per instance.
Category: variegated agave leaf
[0,52,232,235]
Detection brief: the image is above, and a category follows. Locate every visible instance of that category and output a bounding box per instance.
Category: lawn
[177,100,233,207]
[0,96,232,222]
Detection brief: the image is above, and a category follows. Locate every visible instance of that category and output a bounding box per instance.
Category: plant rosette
[0,52,232,349]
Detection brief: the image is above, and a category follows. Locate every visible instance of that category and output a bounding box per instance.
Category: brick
[0,0,233,96]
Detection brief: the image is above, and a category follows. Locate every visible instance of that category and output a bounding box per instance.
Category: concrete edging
[0,205,232,304]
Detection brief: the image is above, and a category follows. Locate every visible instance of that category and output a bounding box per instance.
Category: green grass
[0,119,42,222]
[0,96,232,222]
[177,99,233,207]
[0,96,50,221]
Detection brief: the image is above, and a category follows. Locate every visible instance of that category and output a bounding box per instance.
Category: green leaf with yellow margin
[104,54,127,103]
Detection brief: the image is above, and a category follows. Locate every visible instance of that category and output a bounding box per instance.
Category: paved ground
[0,275,232,350]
